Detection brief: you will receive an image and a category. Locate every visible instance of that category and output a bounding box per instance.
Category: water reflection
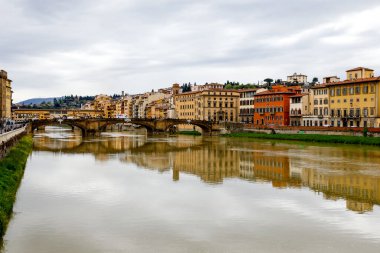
[34,127,380,213]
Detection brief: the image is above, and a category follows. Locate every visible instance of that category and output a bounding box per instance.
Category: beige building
[302,85,330,127]
[290,94,309,126]
[323,76,340,83]
[238,89,257,123]
[0,70,12,118]
[346,67,374,80]
[175,89,240,122]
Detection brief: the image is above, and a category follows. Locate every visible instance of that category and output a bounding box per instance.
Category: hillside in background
[17,97,57,105]
[15,95,96,109]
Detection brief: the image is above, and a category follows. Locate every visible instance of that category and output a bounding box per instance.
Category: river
[3,126,380,252]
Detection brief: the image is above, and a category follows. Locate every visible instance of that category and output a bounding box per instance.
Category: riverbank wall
[0,135,33,245]
[240,125,380,137]
[0,126,29,159]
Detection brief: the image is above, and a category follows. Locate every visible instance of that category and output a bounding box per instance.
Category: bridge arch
[98,119,156,134]
[31,120,87,135]
[164,120,213,134]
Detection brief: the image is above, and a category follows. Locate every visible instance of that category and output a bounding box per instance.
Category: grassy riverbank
[223,132,380,146]
[0,136,33,243]
[177,131,202,136]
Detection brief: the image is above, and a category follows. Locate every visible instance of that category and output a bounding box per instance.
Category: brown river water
[2,126,380,252]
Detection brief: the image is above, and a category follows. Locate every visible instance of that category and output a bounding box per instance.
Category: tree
[53,98,60,108]
[312,77,319,84]
[264,78,273,86]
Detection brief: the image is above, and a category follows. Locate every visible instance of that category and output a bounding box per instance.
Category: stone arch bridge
[30,118,242,136]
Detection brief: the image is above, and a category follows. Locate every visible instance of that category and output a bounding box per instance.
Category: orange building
[254,85,301,126]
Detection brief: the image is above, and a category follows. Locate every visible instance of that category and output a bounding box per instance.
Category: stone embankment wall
[242,126,380,137]
[0,126,28,159]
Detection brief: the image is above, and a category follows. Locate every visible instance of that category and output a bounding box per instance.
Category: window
[336,88,341,96]
[324,99,328,104]
[349,87,354,95]
[355,86,360,94]
[363,86,368,94]
[330,89,335,96]
[363,108,368,117]
[314,99,318,105]
[342,88,347,95]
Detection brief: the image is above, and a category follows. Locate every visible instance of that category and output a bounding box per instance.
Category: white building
[289,94,309,126]
[287,73,308,84]
[191,83,224,92]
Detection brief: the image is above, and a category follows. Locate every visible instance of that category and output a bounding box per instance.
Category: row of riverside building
[76,66,380,128]
[10,66,380,128]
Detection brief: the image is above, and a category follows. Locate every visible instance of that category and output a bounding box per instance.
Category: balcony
[341,115,361,120]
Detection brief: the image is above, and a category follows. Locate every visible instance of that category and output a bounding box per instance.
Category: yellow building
[115,96,132,118]
[301,167,380,213]
[175,89,240,122]
[0,70,12,118]
[93,94,114,118]
[172,142,240,183]
[148,98,169,119]
[327,67,380,127]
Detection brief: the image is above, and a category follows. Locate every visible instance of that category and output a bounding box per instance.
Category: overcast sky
[1,0,380,102]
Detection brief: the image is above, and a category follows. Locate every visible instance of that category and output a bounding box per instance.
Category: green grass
[222,132,380,146]
[177,131,202,136]
[0,136,33,244]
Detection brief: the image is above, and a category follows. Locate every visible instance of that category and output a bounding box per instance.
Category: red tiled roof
[254,91,297,96]
[324,77,380,87]
[289,94,307,98]
[237,88,259,93]
[310,84,328,89]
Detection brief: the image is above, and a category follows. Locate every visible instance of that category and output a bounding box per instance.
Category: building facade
[302,85,330,127]
[175,89,240,122]
[254,86,301,126]
[289,94,309,126]
[327,68,380,127]
[287,73,308,84]
[0,70,12,118]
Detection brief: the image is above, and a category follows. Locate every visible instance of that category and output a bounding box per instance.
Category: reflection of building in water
[250,152,301,188]
[173,143,240,183]
[346,200,373,213]
[122,142,175,172]
[239,150,255,179]
[301,168,380,213]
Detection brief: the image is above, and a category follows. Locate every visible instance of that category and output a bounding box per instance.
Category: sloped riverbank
[0,136,33,245]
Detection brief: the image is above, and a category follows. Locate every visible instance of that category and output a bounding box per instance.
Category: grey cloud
[1,0,380,101]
